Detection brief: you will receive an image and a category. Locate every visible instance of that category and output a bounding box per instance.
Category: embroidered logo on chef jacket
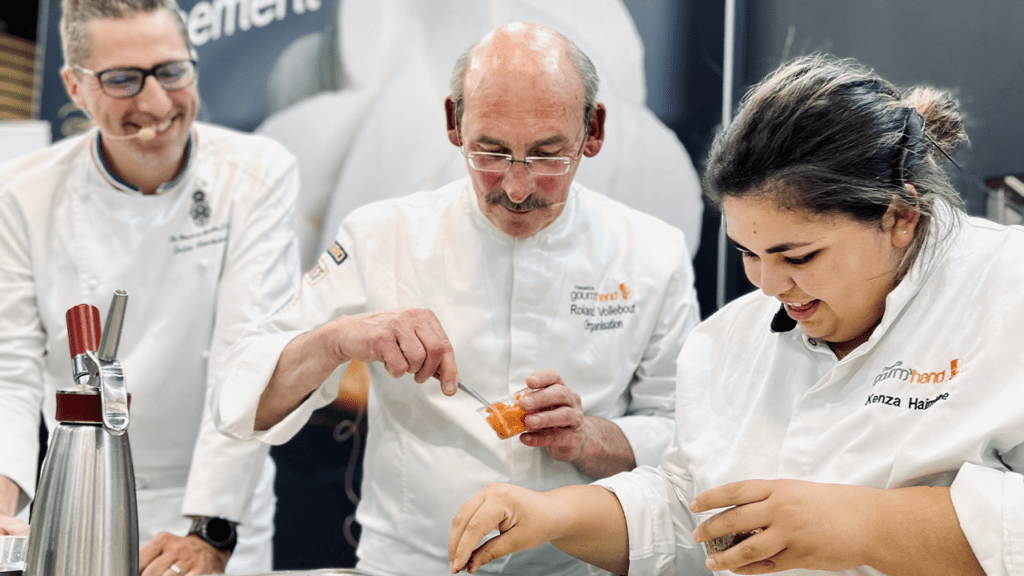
[871,359,961,386]
[169,222,228,255]
[568,283,636,332]
[863,358,961,411]
[328,242,348,265]
[305,257,329,286]
[189,190,211,226]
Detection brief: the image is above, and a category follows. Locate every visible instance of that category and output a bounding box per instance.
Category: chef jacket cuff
[595,467,684,576]
[217,330,339,445]
[613,415,675,467]
[949,461,1024,576]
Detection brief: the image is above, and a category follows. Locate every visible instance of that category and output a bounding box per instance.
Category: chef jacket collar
[871,202,960,334]
[91,129,195,196]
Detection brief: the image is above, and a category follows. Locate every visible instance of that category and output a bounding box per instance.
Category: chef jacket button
[808,338,817,346]
[197,258,208,270]
[136,478,148,490]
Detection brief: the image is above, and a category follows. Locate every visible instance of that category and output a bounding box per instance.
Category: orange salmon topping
[485,399,527,439]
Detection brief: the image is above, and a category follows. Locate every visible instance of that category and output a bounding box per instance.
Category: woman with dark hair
[448,55,1023,576]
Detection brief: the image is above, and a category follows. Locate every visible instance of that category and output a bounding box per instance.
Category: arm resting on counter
[140,531,231,575]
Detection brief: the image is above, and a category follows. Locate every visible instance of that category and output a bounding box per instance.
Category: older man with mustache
[215,22,699,576]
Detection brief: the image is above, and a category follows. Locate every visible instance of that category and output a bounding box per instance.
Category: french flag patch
[328,242,348,265]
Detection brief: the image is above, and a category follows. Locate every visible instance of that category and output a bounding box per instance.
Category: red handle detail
[66,304,101,358]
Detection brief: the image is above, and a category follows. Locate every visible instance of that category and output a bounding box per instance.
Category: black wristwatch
[188,516,238,553]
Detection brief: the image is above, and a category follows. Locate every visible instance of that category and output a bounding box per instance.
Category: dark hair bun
[904,87,969,161]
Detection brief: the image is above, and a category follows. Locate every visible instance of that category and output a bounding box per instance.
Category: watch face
[204,518,233,543]
[191,517,237,551]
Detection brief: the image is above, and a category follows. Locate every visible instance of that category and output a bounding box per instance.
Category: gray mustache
[485,191,553,211]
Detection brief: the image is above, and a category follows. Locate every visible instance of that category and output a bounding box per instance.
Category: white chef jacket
[596,208,1024,576]
[216,177,700,576]
[0,123,301,572]
[257,0,704,269]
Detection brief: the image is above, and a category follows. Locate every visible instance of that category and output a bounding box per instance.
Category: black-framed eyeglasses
[74,59,197,99]
[458,123,589,176]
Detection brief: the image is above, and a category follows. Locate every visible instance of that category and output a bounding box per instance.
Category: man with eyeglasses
[214,23,699,576]
[0,1,300,575]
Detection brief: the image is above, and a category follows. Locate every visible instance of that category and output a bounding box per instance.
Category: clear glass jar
[477,388,533,439]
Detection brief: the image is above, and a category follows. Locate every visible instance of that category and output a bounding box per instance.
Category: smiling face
[447,24,604,239]
[723,193,917,358]
[61,10,197,188]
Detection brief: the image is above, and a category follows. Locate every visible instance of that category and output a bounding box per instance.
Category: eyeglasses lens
[98,61,195,98]
[529,159,570,175]
[468,154,570,175]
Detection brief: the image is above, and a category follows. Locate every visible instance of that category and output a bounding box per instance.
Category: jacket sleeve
[950,461,1024,575]
[213,196,372,446]
[182,140,303,522]
[611,236,700,467]
[594,465,712,576]
[0,183,46,516]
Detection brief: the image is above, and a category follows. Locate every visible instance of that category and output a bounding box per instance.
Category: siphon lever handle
[98,290,130,434]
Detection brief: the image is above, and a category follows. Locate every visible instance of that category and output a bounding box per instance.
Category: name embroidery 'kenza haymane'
[864,358,961,411]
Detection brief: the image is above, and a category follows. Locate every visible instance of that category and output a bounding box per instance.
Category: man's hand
[0,515,28,536]
[139,533,230,576]
[516,370,588,461]
[258,307,458,430]
[515,370,634,478]
[0,477,28,536]
[325,309,458,393]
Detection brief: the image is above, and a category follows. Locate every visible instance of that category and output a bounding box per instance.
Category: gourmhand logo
[864,358,962,412]
[569,283,637,333]
[873,359,961,385]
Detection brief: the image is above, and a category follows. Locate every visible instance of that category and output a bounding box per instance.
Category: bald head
[449,23,599,127]
[444,23,607,238]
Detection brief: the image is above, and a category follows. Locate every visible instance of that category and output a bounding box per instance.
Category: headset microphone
[101,126,158,142]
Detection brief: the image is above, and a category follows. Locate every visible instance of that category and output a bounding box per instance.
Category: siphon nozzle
[98,290,128,362]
